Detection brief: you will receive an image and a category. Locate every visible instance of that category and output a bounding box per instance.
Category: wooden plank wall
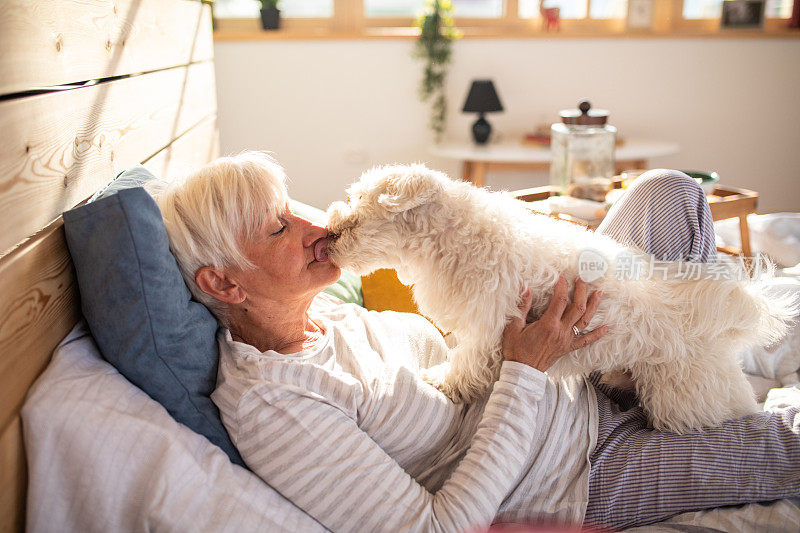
[0,2,219,531]
[0,0,214,95]
[0,61,218,254]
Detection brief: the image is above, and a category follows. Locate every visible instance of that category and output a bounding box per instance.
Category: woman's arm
[234,362,546,533]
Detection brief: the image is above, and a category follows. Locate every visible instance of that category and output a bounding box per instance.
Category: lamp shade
[462,80,503,113]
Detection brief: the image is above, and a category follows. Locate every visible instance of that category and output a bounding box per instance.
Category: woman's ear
[195,267,246,304]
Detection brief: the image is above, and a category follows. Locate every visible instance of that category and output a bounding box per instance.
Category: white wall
[214,38,800,213]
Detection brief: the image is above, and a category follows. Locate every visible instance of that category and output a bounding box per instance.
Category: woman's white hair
[155,151,288,323]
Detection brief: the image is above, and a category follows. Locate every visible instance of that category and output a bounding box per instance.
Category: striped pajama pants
[581,169,800,530]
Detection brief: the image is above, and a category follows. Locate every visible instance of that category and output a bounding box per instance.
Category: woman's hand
[502,275,608,372]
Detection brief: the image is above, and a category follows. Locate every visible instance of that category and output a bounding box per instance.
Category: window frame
[210,0,800,39]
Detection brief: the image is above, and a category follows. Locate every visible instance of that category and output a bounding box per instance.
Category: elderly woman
[156,151,800,532]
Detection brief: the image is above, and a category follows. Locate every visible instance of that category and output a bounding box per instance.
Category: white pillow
[736,277,800,380]
[764,383,800,412]
[22,321,327,533]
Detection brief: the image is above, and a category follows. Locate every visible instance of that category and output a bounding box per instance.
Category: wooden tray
[707,185,758,257]
[511,183,758,256]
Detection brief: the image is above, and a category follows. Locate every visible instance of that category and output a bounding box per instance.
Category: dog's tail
[742,256,798,347]
[675,256,797,355]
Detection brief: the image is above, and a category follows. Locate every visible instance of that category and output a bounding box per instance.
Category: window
[519,0,588,19]
[682,0,723,18]
[767,0,794,17]
[589,0,628,19]
[213,0,334,18]
[511,0,631,20]
[283,0,334,17]
[212,0,259,18]
[211,0,799,38]
[364,0,503,17]
[683,0,793,19]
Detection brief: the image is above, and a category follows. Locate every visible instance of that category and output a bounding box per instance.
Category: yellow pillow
[360,269,419,314]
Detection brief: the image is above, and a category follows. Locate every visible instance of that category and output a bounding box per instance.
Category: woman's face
[234,204,341,306]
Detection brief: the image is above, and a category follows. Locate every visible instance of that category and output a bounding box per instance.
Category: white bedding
[715,214,800,405]
[22,321,325,533]
[23,320,800,532]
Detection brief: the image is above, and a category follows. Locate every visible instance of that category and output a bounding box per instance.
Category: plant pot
[260,7,280,30]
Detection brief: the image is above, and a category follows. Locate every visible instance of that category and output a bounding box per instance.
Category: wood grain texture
[0,0,212,96]
[708,187,758,221]
[0,113,219,430]
[0,223,79,435]
[0,418,26,533]
[708,186,758,257]
[0,112,220,435]
[144,114,220,181]
[0,61,217,256]
[0,233,71,522]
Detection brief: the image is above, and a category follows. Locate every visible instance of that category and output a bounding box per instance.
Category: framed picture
[721,0,766,29]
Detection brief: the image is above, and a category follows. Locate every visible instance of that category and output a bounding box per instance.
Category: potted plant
[412,0,461,142]
[259,0,280,30]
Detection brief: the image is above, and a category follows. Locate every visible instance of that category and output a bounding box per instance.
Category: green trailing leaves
[413,0,461,142]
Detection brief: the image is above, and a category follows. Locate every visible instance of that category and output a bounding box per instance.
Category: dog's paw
[420,363,465,403]
[598,370,636,392]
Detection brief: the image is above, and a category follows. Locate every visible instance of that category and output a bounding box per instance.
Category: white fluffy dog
[326,164,795,432]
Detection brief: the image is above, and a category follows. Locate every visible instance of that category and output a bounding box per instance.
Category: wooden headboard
[0,1,219,530]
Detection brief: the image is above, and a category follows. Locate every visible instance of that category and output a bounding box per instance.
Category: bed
[2,2,799,532]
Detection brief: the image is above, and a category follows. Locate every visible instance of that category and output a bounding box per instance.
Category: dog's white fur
[326,164,795,432]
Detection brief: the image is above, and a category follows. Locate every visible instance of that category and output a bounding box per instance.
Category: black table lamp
[462,80,503,144]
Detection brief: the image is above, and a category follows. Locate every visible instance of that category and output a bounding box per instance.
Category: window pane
[766,0,793,17]
[282,0,334,17]
[682,0,722,19]
[364,0,423,16]
[684,0,790,19]
[364,0,503,18]
[212,0,333,18]
[590,0,628,18]
[519,0,589,19]
[213,0,259,18]
[454,0,504,16]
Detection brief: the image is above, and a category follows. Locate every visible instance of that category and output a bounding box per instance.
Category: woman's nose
[296,215,328,245]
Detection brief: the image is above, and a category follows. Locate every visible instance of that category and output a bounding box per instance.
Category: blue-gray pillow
[63,186,245,466]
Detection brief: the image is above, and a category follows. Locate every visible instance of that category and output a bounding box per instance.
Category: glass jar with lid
[550,100,617,201]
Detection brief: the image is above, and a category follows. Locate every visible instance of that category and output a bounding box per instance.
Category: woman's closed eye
[270,220,287,236]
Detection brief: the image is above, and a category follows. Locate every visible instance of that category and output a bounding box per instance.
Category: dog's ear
[377,165,445,213]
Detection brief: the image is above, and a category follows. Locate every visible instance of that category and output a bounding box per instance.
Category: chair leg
[738,214,752,257]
